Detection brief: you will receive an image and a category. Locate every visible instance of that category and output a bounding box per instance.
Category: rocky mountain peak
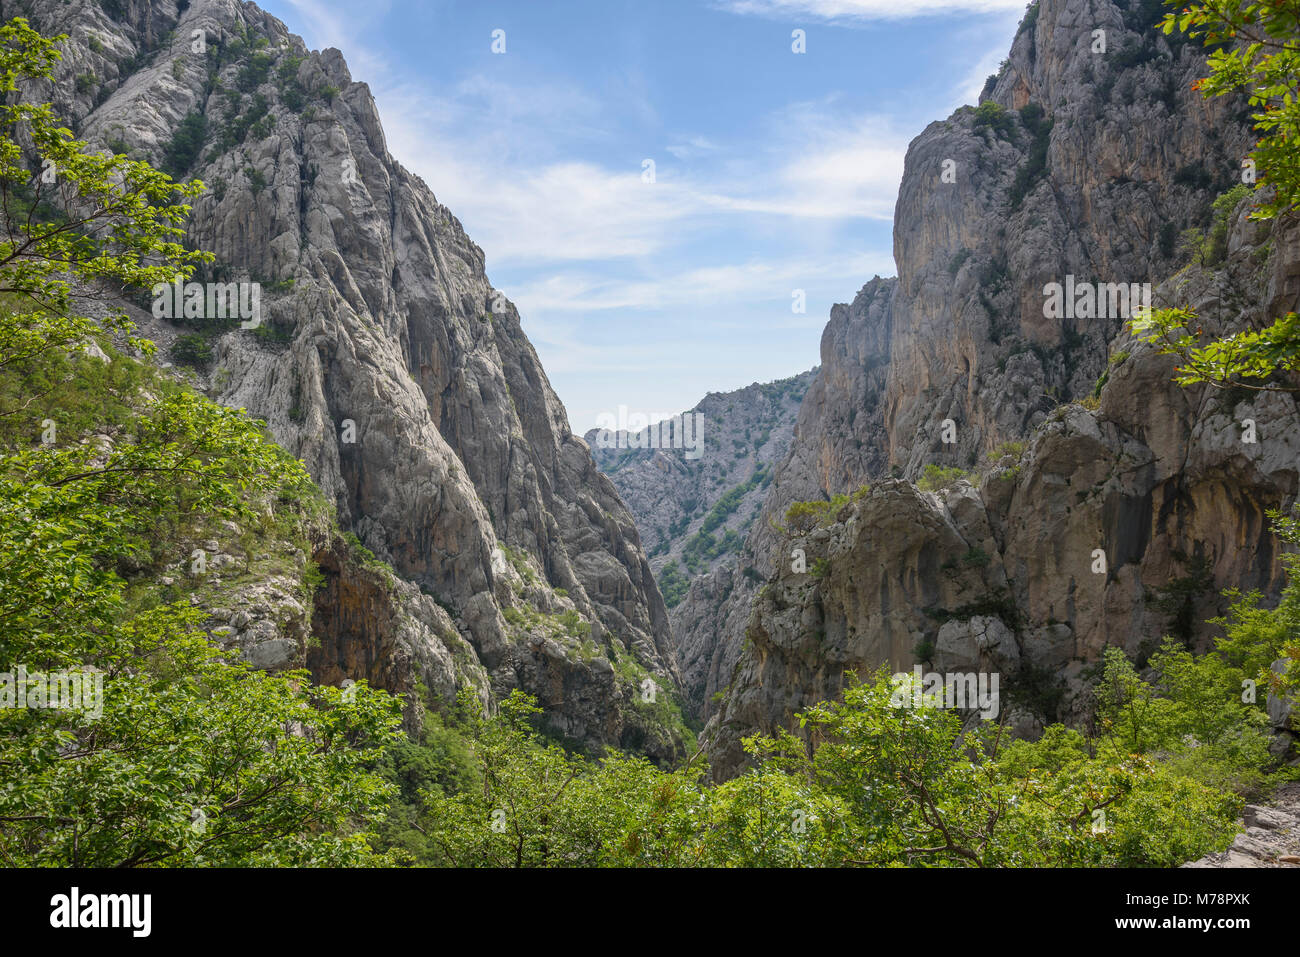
[16,0,690,760]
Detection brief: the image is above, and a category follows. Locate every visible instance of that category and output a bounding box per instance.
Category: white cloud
[666,136,721,160]
[506,251,895,317]
[716,0,1029,20]
[275,2,909,273]
[371,77,907,267]
[702,114,905,221]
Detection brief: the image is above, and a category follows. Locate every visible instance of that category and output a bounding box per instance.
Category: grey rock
[23,0,686,761]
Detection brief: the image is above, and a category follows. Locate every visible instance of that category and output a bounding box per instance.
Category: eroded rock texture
[14,0,686,760]
[684,0,1300,776]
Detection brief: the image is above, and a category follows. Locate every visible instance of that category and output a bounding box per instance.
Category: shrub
[917,464,971,492]
[657,560,689,609]
[161,110,207,178]
[169,333,213,367]
[986,440,1026,463]
[972,101,1015,140]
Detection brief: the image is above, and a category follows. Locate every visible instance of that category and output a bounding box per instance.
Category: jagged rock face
[710,481,1012,764]
[587,372,814,579]
[308,533,491,727]
[689,0,1299,776]
[586,372,814,720]
[19,0,683,760]
[671,279,894,720]
[888,0,1255,474]
[704,202,1300,778]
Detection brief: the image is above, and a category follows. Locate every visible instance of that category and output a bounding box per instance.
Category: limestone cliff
[685,0,1300,776]
[12,0,687,760]
[586,372,812,585]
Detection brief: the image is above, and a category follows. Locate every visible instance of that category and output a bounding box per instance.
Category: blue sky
[258,0,1028,431]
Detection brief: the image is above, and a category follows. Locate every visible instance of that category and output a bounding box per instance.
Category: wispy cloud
[715,0,1028,21]
[508,252,895,316]
[666,136,721,160]
[372,79,906,268]
[282,0,392,78]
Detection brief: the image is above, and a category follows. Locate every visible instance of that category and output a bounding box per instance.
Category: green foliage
[397,654,1264,867]
[161,109,207,179]
[917,464,973,492]
[0,20,403,866]
[169,331,212,367]
[680,526,742,574]
[657,559,690,609]
[784,498,833,532]
[1133,4,1300,390]
[1176,184,1255,268]
[0,20,211,354]
[986,440,1026,463]
[782,484,870,534]
[216,92,271,152]
[972,101,1016,140]
[1167,1,1300,220]
[1213,510,1300,700]
[700,466,767,535]
[1095,640,1274,799]
[236,50,274,92]
[1017,1,1040,38]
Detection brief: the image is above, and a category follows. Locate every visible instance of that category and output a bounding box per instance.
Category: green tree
[1132,1,1300,389]
[0,17,403,867]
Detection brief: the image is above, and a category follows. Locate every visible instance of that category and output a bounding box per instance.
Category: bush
[161,110,208,178]
[236,50,274,92]
[657,560,690,609]
[986,440,1026,463]
[972,101,1016,140]
[169,333,213,367]
[917,464,971,492]
[1201,184,1252,266]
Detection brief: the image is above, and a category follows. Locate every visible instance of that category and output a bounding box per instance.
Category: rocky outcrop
[705,190,1300,776]
[887,0,1255,472]
[690,0,1300,777]
[308,531,491,726]
[16,0,686,760]
[673,279,894,719]
[1184,784,1300,867]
